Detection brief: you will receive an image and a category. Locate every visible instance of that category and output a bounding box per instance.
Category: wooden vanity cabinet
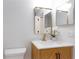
[32,44,73,59]
[59,47,72,59]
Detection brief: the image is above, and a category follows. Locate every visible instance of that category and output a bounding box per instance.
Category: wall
[3,0,34,59]
[3,0,34,49]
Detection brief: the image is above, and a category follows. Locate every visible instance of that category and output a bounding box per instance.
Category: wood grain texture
[58,47,73,59]
[32,43,73,59]
[32,44,40,59]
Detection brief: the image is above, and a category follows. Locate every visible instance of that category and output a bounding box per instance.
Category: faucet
[51,30,56,37]
[50,27,59,38]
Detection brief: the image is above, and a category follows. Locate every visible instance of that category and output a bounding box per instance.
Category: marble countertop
[32,39,74,49]
[32,25,75,49]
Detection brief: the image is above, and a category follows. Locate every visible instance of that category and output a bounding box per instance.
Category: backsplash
[57,25,75,42]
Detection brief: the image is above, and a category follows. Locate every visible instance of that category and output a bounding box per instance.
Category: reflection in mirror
[34,7,53,40]
[45,12,52,28]
[56,1,74,26]
[56,10,68,25]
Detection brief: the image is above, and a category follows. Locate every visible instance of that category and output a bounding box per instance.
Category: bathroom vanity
[33,6,74,59]
[32,40,74,59]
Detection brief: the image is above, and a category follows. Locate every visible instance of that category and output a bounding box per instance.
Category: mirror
[34,7,52,35]
[56,0,75,26]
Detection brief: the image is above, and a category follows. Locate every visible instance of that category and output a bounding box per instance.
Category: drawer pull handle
[55,53,60,59]
[58,53,60,59]
[55,53,58,59]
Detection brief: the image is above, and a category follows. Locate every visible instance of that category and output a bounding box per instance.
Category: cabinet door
[59,47,73,59]
[40,48,58,59]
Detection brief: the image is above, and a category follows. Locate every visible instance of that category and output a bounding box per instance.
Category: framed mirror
[34,7,53,35]
[56,1,75,26]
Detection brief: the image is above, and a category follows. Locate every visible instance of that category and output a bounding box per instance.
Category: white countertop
[32,25,75,49]
[32,39,74,49]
